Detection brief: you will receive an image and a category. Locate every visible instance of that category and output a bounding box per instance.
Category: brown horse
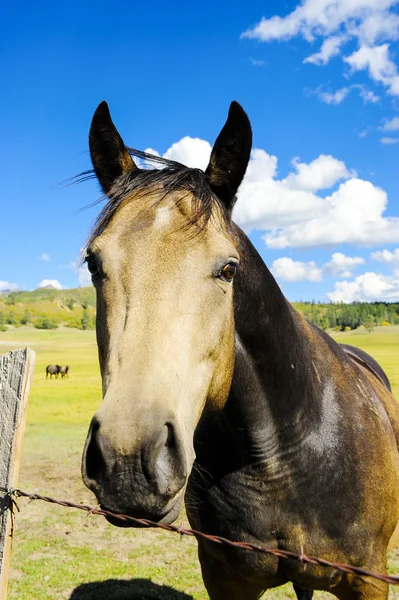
[81,101,399,599]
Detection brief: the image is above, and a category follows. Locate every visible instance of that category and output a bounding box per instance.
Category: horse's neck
[224,231,321,462]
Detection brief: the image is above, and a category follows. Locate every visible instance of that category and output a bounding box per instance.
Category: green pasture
[0,326,399,599]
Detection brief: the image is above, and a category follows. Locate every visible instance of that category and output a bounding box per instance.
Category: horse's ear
[205,101,252,213]
[89,101,137,195]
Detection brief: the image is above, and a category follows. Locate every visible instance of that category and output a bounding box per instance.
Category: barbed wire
[1,485,399,586]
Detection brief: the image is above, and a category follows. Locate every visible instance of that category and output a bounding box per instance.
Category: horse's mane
[77,149,230,249]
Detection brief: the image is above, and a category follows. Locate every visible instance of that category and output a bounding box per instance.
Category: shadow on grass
[69,578,194,599]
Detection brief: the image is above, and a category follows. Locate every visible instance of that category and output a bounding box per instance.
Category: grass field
[1,325,399,599]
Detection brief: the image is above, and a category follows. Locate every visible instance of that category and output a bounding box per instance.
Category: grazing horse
[59,365,69,378]
[46,364,60,378]
[81,101,399,599]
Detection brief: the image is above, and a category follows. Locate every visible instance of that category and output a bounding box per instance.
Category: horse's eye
[85,252,100,277]
[219,263,237,282]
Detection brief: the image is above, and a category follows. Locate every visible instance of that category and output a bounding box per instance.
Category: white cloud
[233,150,324,232]
[371,247,399,270]
[241,0,399,44]
[242,11,304,42]
[327,271,399,302]
[242,1,399,98]
[271,257,322,282]
[315,84,380,104]
[357,86,380,103]
[0,280,18,292]
[233,151,355,234]
[163,137,212,170]
[322,252,365,277]
[358,10,399,45]
[380,136,399,144]
[382,116,399,130]
[250,58,266,66]
[345,44,399,96]
[271,252,364,282]
[39,253,50,261]
[262,178,399,248]
[315,86,351,104]
[285,155,352,191]
[38,279,62,290]
[304,35,347,65]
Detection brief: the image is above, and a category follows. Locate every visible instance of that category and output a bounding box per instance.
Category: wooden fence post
[0,348,35,599]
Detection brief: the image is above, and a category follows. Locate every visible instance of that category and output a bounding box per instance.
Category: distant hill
[0,287,96,330]
[0,287,398,332]
[0,287,96,305]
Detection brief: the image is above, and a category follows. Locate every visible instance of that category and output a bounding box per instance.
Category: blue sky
[1,0,399,302]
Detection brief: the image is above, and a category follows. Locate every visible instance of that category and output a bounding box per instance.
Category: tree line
[300,301,399,332]
[0,307,94,332]
[0,287,398,333]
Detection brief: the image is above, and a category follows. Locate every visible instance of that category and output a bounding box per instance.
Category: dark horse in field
[81,101,399,599]
[46,364,60,378]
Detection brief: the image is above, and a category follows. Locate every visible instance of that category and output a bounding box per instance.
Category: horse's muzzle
[81,415,188,524]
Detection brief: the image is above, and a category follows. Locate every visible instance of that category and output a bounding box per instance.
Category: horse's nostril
[84,418,104,482]
[142,422,186,495]
[166,422,176,449]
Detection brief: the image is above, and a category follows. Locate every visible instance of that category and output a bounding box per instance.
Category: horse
[59,365,69,378]
[46,364,60,378]
[81,100,399,599]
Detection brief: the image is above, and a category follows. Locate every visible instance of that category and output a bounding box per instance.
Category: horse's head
[82,101,252,524]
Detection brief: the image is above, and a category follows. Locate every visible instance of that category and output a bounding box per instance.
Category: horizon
[2,285,399,308]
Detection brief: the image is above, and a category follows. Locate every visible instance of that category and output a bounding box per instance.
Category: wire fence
[1,485,399,588]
